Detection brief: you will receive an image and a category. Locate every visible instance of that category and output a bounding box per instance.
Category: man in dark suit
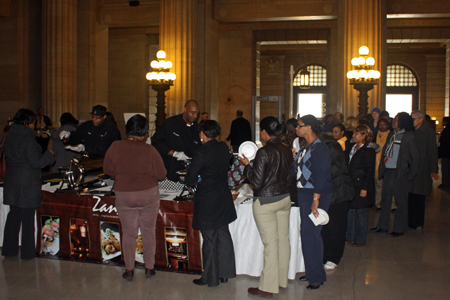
[408,110,439,230]
[226,110,252,153]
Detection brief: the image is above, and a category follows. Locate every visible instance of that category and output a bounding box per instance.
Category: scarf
[384,129,405,159]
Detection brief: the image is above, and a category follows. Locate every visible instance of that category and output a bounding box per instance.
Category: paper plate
[239,141,258,160]
[317,208,330,225]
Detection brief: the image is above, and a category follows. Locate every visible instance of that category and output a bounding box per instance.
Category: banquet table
[230,197,305,280]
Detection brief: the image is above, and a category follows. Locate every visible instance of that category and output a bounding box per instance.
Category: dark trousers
[442,158,450,186]
[322,201,349,264]
[346,208,369,245]
[2,205,36,259]
[377,170,410,233]
[298,190,331,284]
[200,224,236,287]
[408,193,426,228]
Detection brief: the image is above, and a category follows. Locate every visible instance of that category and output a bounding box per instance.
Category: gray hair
[411,110,425,119]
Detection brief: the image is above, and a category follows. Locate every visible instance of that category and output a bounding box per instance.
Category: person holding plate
[293,115,333,290]
[103,114,166,281]
[241,116,293,298]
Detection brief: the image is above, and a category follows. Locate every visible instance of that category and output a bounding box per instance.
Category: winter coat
[3,124,55,208]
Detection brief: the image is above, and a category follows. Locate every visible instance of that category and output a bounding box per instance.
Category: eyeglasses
[296,124,308,128]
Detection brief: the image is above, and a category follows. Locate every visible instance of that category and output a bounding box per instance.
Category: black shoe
[299,275,308,281]
[306,282,323,290]
[370,227,387,233]
[376,207,381,212]
[193,278,207,286]
[122,270,134,282]
[219,278,228,283]
[145,268,156,279]
[389,232,404,237]
[391,208,397,213]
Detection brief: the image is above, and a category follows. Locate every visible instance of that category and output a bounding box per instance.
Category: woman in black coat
[2,109,55,259]
[346,124,375,247]
[186,120,237,287]
[320,133,355,270]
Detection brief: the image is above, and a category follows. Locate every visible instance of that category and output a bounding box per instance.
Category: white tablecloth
[229,199,305,280]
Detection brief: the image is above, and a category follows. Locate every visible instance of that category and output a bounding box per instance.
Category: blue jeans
[346,208,369,245]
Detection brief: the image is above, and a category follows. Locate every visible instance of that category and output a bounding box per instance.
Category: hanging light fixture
[299,69,310,89]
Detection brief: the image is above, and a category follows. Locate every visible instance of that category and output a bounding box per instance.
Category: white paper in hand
[308,208,329,226]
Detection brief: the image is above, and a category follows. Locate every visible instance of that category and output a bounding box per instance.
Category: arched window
[293,64,327,118]
[293,65,327,87]
[386,65,417,87]
[386,64,419,115]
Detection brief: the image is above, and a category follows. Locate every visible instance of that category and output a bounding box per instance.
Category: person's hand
[66,144,85,152]
[292,147,298,158]
[431,173,439,181]
[59,130,71,140]
[311,199,319,218]
[360,189,367,197]
[240,154,250,166]
[173,151,190,161]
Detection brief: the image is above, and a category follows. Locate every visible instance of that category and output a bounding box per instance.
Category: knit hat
[372,107,381,114]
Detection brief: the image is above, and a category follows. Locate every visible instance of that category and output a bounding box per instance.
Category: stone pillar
[340,0,386,116]
[42,0,77,123]
[160,0,197,116]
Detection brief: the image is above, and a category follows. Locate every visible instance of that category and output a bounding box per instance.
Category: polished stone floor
[1,182,449,300]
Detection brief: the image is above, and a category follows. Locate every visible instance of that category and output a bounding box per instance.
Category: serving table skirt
[1,188,305,279]
[230,201,305,280]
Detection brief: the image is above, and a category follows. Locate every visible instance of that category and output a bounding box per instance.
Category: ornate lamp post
[146,50,176,128]
[347,46,381,115]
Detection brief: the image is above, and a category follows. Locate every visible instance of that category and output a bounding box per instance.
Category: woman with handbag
[2,109,55,259]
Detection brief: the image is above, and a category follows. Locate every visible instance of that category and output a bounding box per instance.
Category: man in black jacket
[226,110,252,153]
[151,100,201,181]
[439,117,450,188]
[65,105,121,158]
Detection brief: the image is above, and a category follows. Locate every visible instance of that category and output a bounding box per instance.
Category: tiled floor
[1,183,449,300]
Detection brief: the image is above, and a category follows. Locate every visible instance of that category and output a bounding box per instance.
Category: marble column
[339,0,386,116]
[159,0,197,116]
[42,0,77,123]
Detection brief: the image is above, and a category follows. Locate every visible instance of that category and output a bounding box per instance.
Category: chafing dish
[56,154,105,194]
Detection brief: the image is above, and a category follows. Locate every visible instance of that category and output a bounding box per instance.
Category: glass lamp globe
[156,50,166,59]
[359,46,369,56]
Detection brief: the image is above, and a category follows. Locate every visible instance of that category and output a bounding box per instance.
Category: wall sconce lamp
[299,69,310,89]
[146,50,176,127]
[347,46,381,115]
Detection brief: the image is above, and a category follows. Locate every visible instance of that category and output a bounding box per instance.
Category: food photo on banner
[164,227,189,271]
[69,218,90,259]
[40,215,60,255]
[100,221,122,263]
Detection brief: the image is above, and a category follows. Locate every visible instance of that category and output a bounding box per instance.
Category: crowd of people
[1,101,445,298]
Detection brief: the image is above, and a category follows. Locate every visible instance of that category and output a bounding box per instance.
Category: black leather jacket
[243,138,293,197]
